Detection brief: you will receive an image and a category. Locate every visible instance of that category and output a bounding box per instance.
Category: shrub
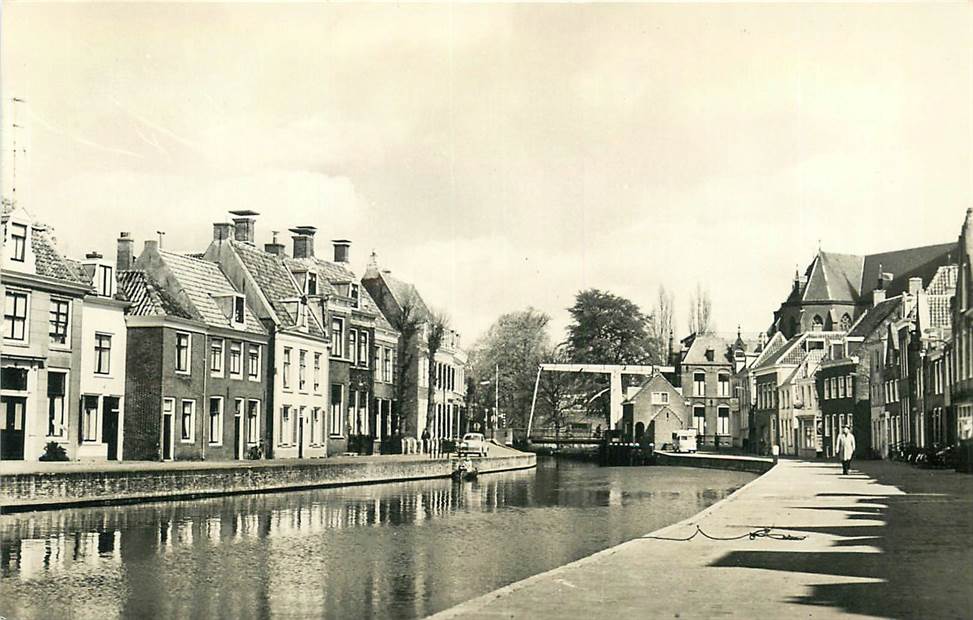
[39,441,69,462]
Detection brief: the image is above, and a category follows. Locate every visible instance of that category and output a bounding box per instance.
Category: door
[234,414,243,460]
[103,397,120,460]
[162,413,173,461]
[297,416,304,459]
[0,396,26,460]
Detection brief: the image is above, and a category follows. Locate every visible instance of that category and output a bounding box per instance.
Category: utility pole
[494,363,500,431]
[9,97,26,201]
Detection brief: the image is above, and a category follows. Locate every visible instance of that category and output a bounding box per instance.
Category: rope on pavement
[644,525,806,542]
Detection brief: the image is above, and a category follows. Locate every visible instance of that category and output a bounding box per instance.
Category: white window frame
[359,331,369,369]
[280,405,292,447]
[233,295,246,326]
[175,332,192,375]
[98,264,114,298]
[331,317,345,358]
[210,338,225,377]
[229,341,243,378]
[717,406,730,435]
[717,373,730,397]
[330,384,344,438]
[46,369,68,438]
[651,391,669,405]
[313,352,322,393]
[9,222,27,262]
[248,344,261,381]
[299,349,308,392]
[282,347,292,390]
[180,399,196,443]
[694,406,706,434]
[94,332,112,375]
[81,394,101,443]
[49,297,71,347]
[208,396,224,446]
[4,289,29,343]
[693,371,705,397]
[349,329,358,365]
[246,399,260,446]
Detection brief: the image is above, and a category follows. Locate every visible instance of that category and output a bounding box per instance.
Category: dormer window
[234,295,245,325]
[10,223,27,262]
[97,264,114,297]
[307,272,318,296]
[350,283,360,308]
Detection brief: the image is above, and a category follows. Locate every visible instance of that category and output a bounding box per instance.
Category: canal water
[0,458,755,619]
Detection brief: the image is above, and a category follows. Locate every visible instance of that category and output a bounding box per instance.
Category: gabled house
[2,204,91,461]
[362,254,467,441]
[120,236,269,461]
[621,372,689,447]
[204,212,330,459]
[950,208,973,443]
[282,229,399,455]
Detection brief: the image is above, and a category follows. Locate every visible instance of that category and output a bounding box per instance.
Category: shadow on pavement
[708,460,973,619]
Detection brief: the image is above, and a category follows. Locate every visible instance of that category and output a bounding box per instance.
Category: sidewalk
[432,459,973,619]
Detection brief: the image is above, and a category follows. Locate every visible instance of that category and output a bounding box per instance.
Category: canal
[0,458,755,619]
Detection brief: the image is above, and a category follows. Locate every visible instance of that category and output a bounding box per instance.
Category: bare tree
[537,345,580,444]
[424,309,450,434]
[687,283,713,335]
[655,285,675,359]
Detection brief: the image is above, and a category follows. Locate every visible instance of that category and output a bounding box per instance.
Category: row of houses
[620,209,972,460]
[1,204,468,462]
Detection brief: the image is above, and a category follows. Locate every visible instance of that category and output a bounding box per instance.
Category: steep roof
[30,228,90,286]
[752,334,805,371]
[158,250,265,334]
[681,333,733,365]
[286,255,395,332]
[862,242,956,301]
[847,296,902,339]
[802,252,864,303]
[119,270,194,319]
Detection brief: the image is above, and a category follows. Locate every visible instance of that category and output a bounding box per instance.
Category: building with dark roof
[119,236,269,461]
[772,242,957,339]
[2,204,94,461]
[204,213,330,459]
[621,372,690,448]
[362,253,467,441]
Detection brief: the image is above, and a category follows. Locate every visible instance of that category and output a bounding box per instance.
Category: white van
[672,429,698,453]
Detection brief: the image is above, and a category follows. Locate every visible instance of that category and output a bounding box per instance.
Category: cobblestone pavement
[431,459,973,619]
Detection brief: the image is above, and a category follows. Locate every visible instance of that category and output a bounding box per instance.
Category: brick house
[778,350,825,458]
[621,372,689,447]
[282,230,399,454]
[119,237,269,461]
[204,212,331,459]
[2,204,92,461]
[949,208,973,442]
[362,254,467,441]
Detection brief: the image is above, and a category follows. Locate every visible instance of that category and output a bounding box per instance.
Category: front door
[162,413,173,461]
[234,414,243,459]
[297,416,304,459]
[103,397,120,460]
[0,396,26,460]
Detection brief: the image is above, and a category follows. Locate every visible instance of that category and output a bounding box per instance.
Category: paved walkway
[432,459,973,619]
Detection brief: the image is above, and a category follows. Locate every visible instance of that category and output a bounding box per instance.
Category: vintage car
[457,432,489,457]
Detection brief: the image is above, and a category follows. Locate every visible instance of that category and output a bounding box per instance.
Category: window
[299,349,307,391]
[296,406,304,445]
[331,318,344,358]
[246,400,260,445]
[82,395,99,443]
[383,348,393,383]
[282,347,292,389]
[312,407,323,444]
[694,406,706,434]
[307,272,317,296]
[359,331,369,368]
[718,374,730,397]
[49,299,70,345]
[349,329,357,365]
[350,283,360,308]
[210,339,224,375]
[209,397,223,445]
[47,371,66,437]
[229,341,243,377]
[95,334,112,375]
[812,315,824,329]
[175,333,191,373]
[4,291,28,341]
[313,352,322,392]
[838,376,846,399]
[10,222,27,262]
[248,345,260,380]
[98,264,114,297]
[693,371,705,396]
[330,384,344,437]
[717,407,730,435]
[281,406,291,445]
[840,313,852,331]
[233,296,245,325]
[181,400,196,442]
[651,392,669,405]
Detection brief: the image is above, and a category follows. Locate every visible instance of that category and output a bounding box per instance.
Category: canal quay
[0,457,756,619]
[434,458,973,620]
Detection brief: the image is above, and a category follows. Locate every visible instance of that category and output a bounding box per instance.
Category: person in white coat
[837,425,856,475]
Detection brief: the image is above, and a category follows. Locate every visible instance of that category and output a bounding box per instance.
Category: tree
[566,289,656,364]
[389,291,422,435]
[469,308,551,431]
[535,345,579,441]
[654,285,675,361]
[424,309,450,434]
[687,283,713,335]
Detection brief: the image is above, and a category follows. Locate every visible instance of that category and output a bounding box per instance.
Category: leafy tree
[469,308,551,430]
[566,289,659,364]
[535,345,580,439]
[424,309,450,433]
[389,292,422,435]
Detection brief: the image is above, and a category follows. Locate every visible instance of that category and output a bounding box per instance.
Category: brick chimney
[908,277,923,295]
[229,209,259,245]
[213,222,233,241]
[117,232,134,272]
[333,239,351,264]
[265,230,286,257]
[291,226,317,259]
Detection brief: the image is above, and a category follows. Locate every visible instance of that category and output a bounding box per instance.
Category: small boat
[451,460,479,481]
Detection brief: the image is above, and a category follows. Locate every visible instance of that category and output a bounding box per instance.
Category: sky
[2,2,970,346]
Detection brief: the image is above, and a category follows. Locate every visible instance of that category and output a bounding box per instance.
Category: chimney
[291,226,317,259]
[229,209,259,245]
[333,239,351,264]
[213,222,233,241]
[264,230,286,257]
[873,288,886,306]
[144,239,159,255]
[117,232,134,272]
[908,277,923,295]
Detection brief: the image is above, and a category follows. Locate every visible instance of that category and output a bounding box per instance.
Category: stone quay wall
[653,451,775,474]
[0,454,536,513]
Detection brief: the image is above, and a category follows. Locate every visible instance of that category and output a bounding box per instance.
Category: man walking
[837,425,856,475]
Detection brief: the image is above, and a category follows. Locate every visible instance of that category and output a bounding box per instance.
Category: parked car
[458,432,489,457]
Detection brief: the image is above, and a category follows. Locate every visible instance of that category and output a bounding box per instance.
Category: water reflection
[0,460,754,619]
